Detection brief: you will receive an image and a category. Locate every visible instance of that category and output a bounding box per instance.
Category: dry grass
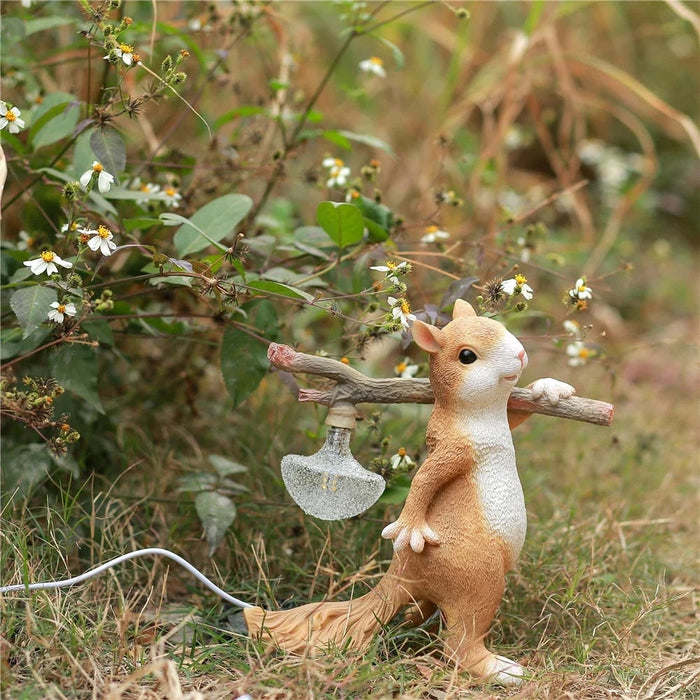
[2,332,698,698]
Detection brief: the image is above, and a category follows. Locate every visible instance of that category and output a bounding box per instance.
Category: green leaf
[220,300,278,407]
[378,483,411,505]
[123,217,163,232]
[90,128,126,178]
[30,93,80,150]
[0,326,52,361]
[321,130,352,151]
[338,130,395,156]
[208,454,248,477]
[195,491,237,556]
[353,195,394,242]
[376,36,405,69]
[10,285,57,339]
[1,444,54,503]
[82,317,115,347]
[247,279,314,301]
[316,201,365,248]
[173,194,253,256]
[177,473,218,493]
[25,16,76,36]
[213,105,268,130]
[50,344,104,414]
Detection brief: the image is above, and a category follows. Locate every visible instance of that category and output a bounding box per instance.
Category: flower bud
[62,182,80,201]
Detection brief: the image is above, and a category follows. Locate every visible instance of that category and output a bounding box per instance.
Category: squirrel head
[412,299,528,409]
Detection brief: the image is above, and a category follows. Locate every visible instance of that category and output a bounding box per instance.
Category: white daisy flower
[322,157,350,188]
[81,224,117,256]
[370,260,409,286]
[105,43,138,66]
[0,101,26,134]
[501,274,534,300]
[23,250,73,276]
[563,319,582,339]
[568,277,593,300]
[48,301,77,323]
[394,358,419,378]
[79,161,115,193]
[359,56,386,78]
[388,296,416,329]
[162,185,182,208]
[390,448,415,471]
[420,225,450,244]
[567,340,593,367]
[17,231,36,251]
[131,177,161,205]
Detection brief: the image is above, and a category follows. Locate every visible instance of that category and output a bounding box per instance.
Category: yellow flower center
[370,57,383,66]
[140,183,151,192]
[120,44,133,54]
[396,361,407,374]
[349,189,360,199]
[425,225,438,233]
[97,225,111,239]
[578,347,591,359]
[165,186,177,196]
[578,284,587,292]
[398,447,407,457]
[515,274,527,285]
[340,357,350,365]
[334,158,344,167]
[93,162,103,173]
[57,304,66,314]
[41,251,55,262]
[400,299,411,314]
[385,261,397,270]
[6,110,16,122]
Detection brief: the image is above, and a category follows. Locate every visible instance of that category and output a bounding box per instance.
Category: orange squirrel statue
[244,299,577,683]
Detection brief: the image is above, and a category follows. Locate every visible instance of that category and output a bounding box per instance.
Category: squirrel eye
[458,348,477,365]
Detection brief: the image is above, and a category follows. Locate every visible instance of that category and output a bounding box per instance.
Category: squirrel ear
[452,299,477,319]
[412,319,446,354]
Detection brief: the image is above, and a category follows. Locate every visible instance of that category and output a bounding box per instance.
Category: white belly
[456,414,527,560]
[473,443,527,559]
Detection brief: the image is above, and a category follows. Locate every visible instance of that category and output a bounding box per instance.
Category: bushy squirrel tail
[243,578,409,655]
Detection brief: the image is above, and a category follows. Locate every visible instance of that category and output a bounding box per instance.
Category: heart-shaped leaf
[316,201,365,248]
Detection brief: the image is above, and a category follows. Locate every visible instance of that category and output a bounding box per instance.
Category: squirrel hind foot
[485,655,526,685]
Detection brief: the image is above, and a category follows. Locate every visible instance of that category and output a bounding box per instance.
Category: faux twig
[267,343,614,427]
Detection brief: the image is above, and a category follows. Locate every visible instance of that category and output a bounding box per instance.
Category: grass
[1,333,698,699]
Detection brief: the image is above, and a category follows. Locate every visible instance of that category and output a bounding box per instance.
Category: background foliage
[1,1,698,698]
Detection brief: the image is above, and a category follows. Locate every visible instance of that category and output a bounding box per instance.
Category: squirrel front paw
[529,378,576,406]
[381,519,441,553]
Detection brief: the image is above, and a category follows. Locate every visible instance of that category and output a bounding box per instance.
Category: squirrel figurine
[243,299,575,683]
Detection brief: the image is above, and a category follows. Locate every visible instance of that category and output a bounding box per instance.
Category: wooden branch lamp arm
[266,343,614,427]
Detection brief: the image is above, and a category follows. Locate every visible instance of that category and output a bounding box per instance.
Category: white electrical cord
[0,547,253,608]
